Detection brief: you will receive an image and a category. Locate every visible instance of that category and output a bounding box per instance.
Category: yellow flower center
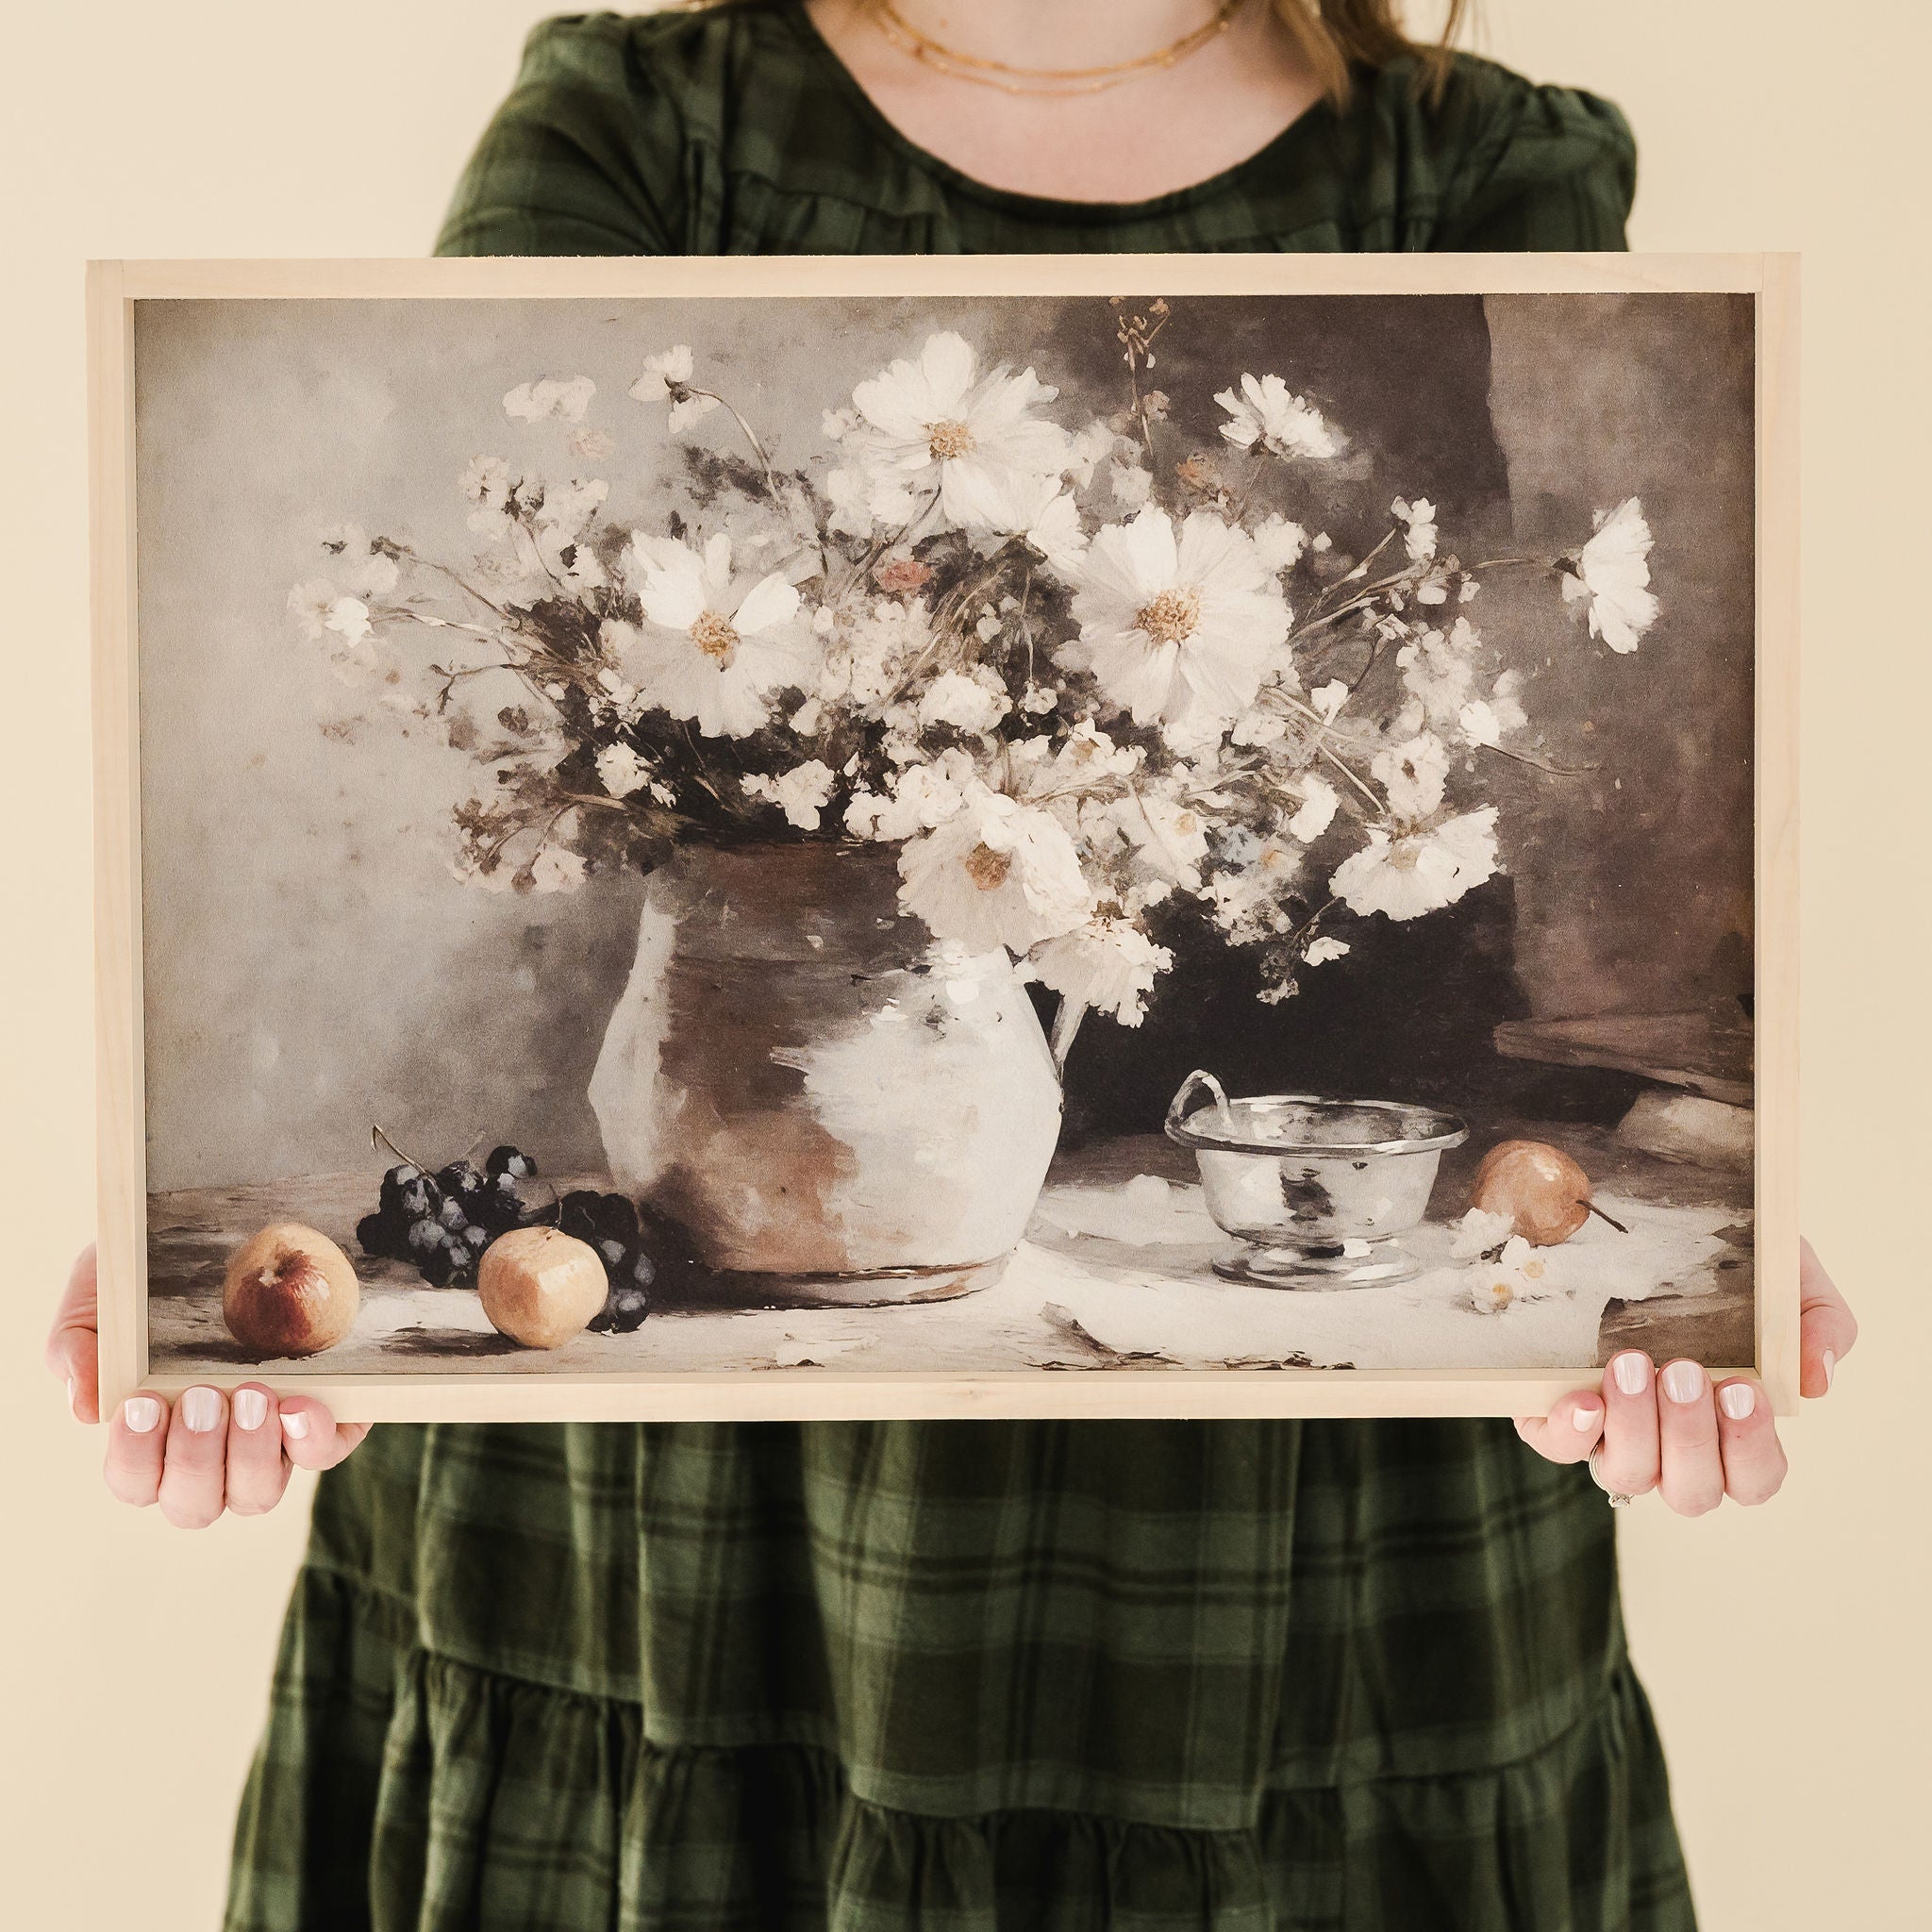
[1135,586,1201,647]
[690,610,740,663]
[927,418,977,460]
[963,842,1011,891]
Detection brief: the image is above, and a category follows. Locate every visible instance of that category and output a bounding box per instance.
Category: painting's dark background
[134,292,1756,1188]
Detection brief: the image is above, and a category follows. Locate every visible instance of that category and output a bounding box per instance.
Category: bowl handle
[1165,1069,1233,1138]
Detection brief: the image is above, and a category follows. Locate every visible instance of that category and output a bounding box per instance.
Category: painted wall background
[2,4,1924,1928]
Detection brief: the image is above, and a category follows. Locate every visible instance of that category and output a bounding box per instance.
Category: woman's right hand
[45,1244,370,1527]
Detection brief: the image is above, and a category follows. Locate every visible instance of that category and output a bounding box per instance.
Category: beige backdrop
[3,3,1926,1926]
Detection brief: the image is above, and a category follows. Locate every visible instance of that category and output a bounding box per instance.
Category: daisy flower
[1204,834,1302,944]
[629,345,722,434]
[595,741,654,800]
[318,523,399,599]
[527,843,589,894]
[1030,917,1174,1026]
[1468,1234,1560,1314]
[917,668,1011,737]
[1329,807,1500,921]
[843,331,1072,534]
[1562,497,1658,653]
[741,759,838,831]
[992,472,1089,575]
[502,376,594,424]
[287,579,370,647]
[1286,776,1340,842]
[1391,496,1439,561]
[1214,374,1341,460]
[1371,731,1451,823]
[1252,513,1309,574]
[609,532,816,739]
[897,786,1093,957]
[1063,506,1291,748]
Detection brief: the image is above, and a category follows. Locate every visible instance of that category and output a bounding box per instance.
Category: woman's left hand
[1513,1239,1855,1513]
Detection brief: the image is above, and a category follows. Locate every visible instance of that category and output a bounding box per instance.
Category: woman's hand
[44,1244,370,1527]
[1515,1239,1855,1513]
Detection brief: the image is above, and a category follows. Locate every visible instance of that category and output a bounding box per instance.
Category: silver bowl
[1164,1071,1467,1288]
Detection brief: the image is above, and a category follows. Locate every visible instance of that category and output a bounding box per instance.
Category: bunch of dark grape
[553,1191,655,1333]
[357,1144,541,1289]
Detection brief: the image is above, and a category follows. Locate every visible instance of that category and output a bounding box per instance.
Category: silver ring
[1589,1447,1636,1508]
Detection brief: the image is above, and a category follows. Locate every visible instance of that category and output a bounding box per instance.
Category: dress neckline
[782,4,1339,225]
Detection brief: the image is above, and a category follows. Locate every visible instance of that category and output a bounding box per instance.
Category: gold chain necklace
[872,1,1246,98]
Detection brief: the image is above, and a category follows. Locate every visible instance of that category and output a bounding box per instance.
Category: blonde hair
[1268,1,1471,105]
[675,2,1475,108]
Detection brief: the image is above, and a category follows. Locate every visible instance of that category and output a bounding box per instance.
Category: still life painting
[91,256,1796,1419]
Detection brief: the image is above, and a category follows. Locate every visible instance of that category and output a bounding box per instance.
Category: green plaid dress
[226,8,1690,1928]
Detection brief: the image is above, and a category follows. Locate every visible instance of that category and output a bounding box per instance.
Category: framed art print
[89,253,1798,1421]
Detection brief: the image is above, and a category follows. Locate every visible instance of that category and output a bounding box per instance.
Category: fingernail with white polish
[234,1389,268,1431]
[1720,1383,1756,1421]
[1613,1353,1650,1396]
[181,1387,223,1434]
[124,1396,162,1434]
[1823,1350,1837,1391]
[1661,1361,1705,1405]
[281,1410,310,1441]
[1573,1399,1602,1432]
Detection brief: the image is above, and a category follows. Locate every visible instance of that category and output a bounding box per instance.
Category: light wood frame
[89,253,1800,1423]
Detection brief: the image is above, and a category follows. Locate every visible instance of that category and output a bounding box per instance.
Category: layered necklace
[871,0,1248,98]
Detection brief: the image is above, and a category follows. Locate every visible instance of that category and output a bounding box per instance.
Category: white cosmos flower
[287,578,371,647]
[595,741,653,800]
[1451,1207,1519,1260]
[1458,699,1504,749]
[528,842,589,893]
[844,331,1072,534]
[1391,496,1439,561]
[1309,679,1349,723]
[1372,732,1451,822]
[530,476,610,589]
[629,345,722,434]
[1563,497,1657,653]
[1330,807,1500,922]
[1066,420,1119,488]
[844,748,980,843]
[897,785,1093,957]
[996,473,1089,574]
[609,533,816,739]
[1064,507,1291,749]
[318,524,399,599]
[1030,918,1174,1026]
[1287,775,1340,842]
[741,759,838,830]
[1214,374,1341,460]
[503,376,595,424]
[1252,513,1309,574]
[1205,837,1301,943]
[918,668,1010,737]
[1105,791,1211,892]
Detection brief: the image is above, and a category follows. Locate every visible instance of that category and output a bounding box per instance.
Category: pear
[478,1225,608,1349]
[223,1223,360,1357]
[1471,1140,1596,1247]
